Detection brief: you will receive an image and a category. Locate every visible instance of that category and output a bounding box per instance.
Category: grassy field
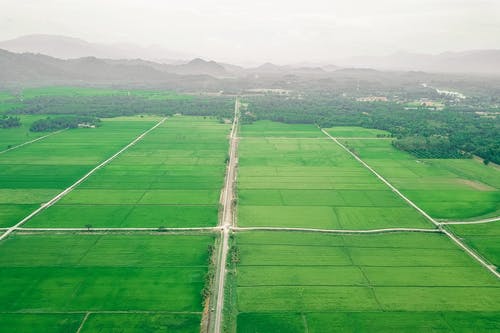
[448,222,500,268]
[0,117,157,227]
[229,231,500,333]
[237,121,431,229]
[0,233,212,332]
[0,91,21,113]
[20,86,192,100]
[330,132,500,220]
[326,126,390,138]
[0,115,60,150]
[26,116,230,228]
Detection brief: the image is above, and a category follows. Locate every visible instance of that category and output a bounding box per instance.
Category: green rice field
[0,107,498,333]
[0,233,212,333]
[238,122,431,229]
[0,117,157,227]
[229,231,500,333]
[26,116,230,228]
[327,127,500,220]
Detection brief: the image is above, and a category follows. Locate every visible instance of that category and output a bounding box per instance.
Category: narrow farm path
[322,129,500,279]
[232,227,441,234]
[0,118,167,242]
[438,216,500,225]
[0,128,67,155]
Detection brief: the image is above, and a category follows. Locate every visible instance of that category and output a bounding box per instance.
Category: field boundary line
[75,312,90,333]
[438,216,500,225]
[16,227,218,232]
[232,227,440,234]
[0,118,166,242]
[321,128,500,279]
[0,128,67,154]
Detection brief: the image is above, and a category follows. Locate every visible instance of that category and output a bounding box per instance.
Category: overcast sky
[0,0,499,64]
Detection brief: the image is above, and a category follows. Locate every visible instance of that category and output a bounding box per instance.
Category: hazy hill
[0,34,191,63]
[0,49,226,90]
[339,50,500,74]
[164,58,229,77]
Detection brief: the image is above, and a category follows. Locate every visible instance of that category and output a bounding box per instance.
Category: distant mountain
[0,49,225,90]
[0,34,192,63]
[165,58,229,77]
[248,62,327,76]
[338,50,500,74]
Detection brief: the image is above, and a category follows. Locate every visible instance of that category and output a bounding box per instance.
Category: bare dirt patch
[456,179,496,191]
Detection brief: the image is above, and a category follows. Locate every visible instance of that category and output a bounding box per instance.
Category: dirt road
[211,98,239,333]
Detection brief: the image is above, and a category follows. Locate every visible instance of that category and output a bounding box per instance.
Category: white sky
[1,0,499,64]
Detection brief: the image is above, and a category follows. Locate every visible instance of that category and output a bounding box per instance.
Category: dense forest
[11,95,234,119]
[0,115,21,128]
[30,116,100,132]
[242,95,500,164]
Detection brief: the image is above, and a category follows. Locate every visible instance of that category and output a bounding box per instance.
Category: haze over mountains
[1,34,500,76]
[0,34,192,64]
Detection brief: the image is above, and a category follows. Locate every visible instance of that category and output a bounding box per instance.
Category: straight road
[211,98,239,333]
[0,118,166,242]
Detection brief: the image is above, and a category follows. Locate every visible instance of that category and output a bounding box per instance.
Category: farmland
[237,121,431,229]
[0,115,56,151]
[228,231,500,333]
[0,117,157,227]
[325,126,500,269]
[328,127,500,220]
[0,233,213,333]
[20,86,192,100]
[0,97,498,333]
[26,116,230,228]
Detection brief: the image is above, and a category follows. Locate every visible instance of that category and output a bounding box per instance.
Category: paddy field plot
[0,117,157,227]
[0,233,212,333]
[26,116,230,228]
[327,130,500,220]
[449,222,500,269]
[238,121,431,229]
[0,115,55,150]
[325,126,390,138]
[229,231,500,333]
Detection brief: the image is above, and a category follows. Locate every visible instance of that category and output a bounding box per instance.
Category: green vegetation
[326,126,390,138]
[0,233,211,331]
[449,223,500,269]
[337,137,500,219]
[238,121,431,229]
[81,313,201,333]
[27,116,230,228]
[232,231,500,333]
[11,90,232,118]
[0,115,55,150]
[0,115,20,128]
[242,95,500,163]
[0,313,83,333]
[20,86,192,100]
[0,117,156,227]
[30,116,100,132]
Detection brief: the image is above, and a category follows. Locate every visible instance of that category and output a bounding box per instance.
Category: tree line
[30,116,101,132]
[242,95,500,164]
[0,115,21,128]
